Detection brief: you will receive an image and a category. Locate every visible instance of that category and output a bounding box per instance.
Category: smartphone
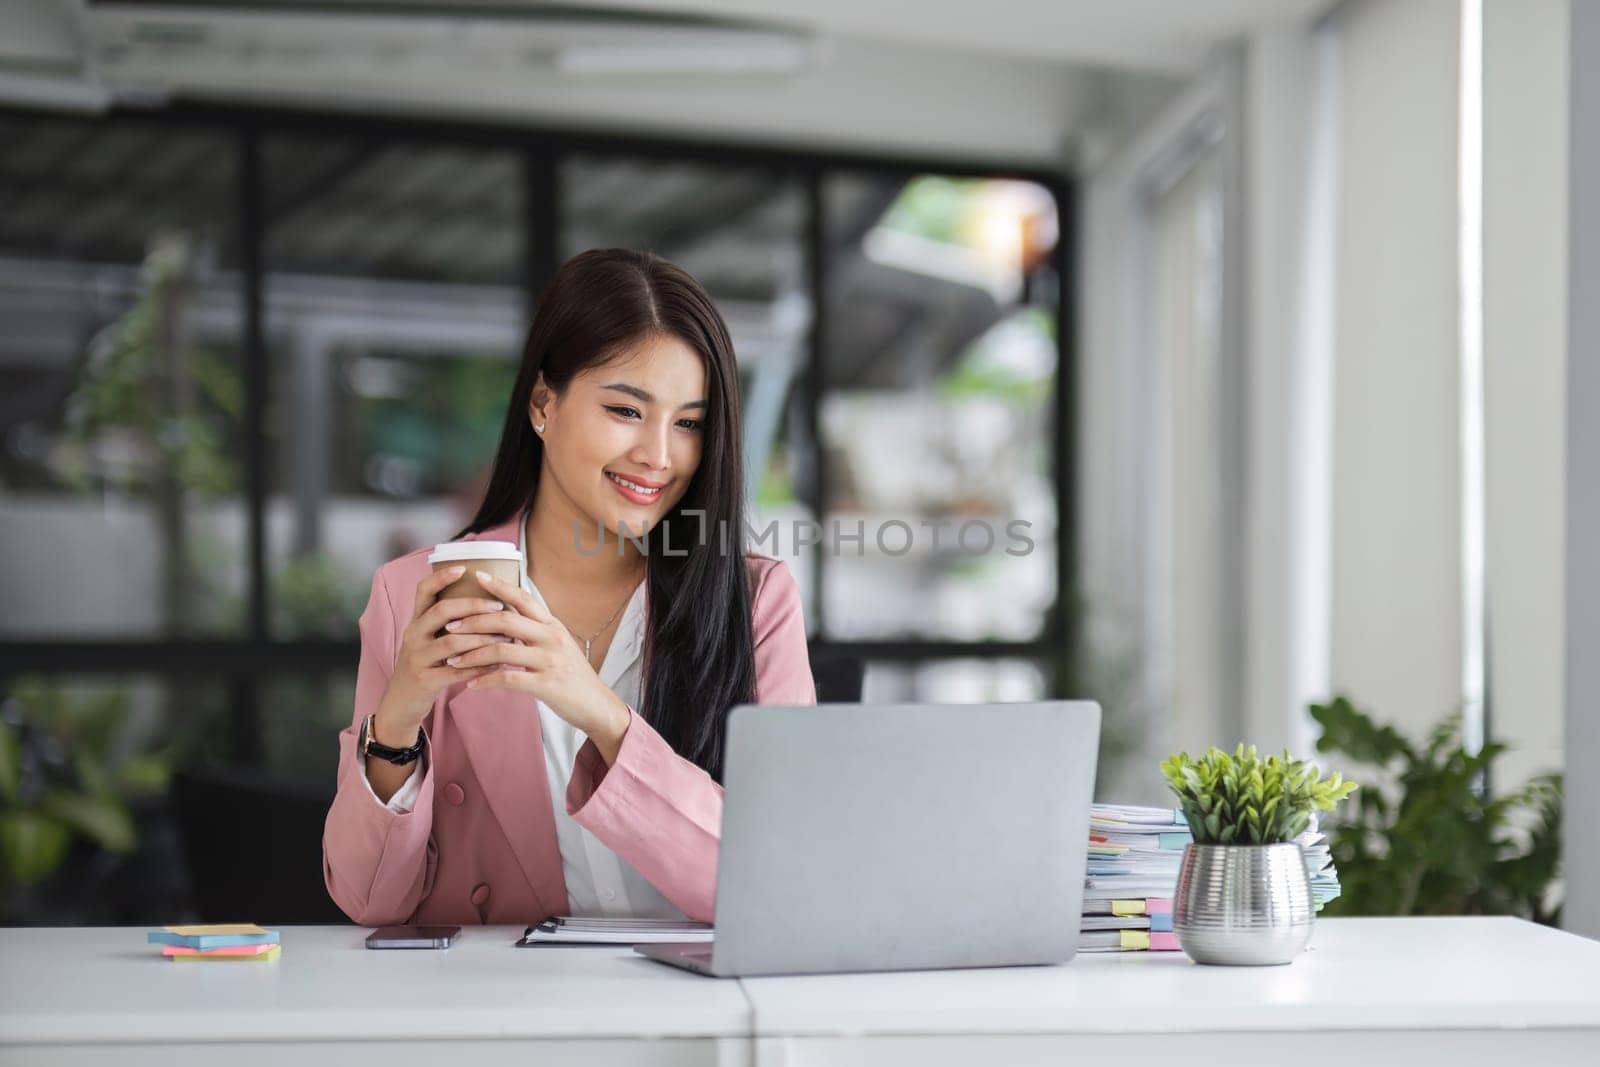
[365,925,461,949]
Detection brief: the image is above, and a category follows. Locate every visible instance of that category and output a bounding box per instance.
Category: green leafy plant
[879,175,985,245]
[272,552,367,639]
[0,678,174,917]
[56,232,242,636]
[1161,744,1358,845]
[1311,696,1563,923]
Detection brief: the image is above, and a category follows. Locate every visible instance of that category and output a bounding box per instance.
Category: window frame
[0,100,1078,761]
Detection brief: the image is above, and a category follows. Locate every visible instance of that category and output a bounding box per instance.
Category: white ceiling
[3,1,1334,159]
[352,0,1336,72]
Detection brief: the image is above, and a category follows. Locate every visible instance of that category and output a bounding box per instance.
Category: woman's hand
[372,564,510,747]
[447,570,633,764]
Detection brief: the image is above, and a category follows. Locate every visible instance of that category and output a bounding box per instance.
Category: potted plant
[1160,744,1358,965]
[0,678,173,922]
[1310,697,1562,922]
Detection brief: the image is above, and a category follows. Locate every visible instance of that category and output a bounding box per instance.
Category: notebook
[518,916,713,946]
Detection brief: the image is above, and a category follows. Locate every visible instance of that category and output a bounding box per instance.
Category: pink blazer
[322,516,816,927]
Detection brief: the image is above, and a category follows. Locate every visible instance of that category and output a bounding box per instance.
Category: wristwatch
[360,714,426,766]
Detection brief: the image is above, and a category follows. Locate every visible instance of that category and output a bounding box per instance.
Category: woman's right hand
[371,564,508,746]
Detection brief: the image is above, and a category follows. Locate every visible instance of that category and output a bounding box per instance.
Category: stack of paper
[1301,829,1342,909]
[147,924,281,961]
[1079,804,1343,952]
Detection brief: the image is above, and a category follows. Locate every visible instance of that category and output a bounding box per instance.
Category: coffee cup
[427,540,523,603]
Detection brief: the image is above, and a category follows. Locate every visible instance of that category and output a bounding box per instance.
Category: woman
[322,249,815,927]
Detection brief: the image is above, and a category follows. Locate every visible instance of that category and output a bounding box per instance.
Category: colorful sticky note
[148,924,280,951]
[162,942,279,957]
[169,945,282,962]
[163,925,270,937]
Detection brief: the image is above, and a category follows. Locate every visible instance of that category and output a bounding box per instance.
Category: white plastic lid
[427,540,523,565]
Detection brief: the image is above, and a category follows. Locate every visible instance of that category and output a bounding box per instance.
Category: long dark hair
[454,248,757,781]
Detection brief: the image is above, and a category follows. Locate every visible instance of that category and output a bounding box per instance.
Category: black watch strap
[361,714,426,765]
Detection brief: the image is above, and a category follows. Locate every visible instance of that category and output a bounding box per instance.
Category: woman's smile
[606,470,667,505]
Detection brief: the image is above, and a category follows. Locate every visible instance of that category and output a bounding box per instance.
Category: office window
[0,116,246,638]
[258,674,358,787]
[261,136,527,638]
[819,173,1059,641]
[860,658,1050,704]
[0,107,1073,924]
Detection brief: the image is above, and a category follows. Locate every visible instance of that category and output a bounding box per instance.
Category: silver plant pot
[1173,842,1314,965]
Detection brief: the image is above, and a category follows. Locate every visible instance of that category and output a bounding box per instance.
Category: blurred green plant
[1311,696,1563,924]
[58,233,240,497]
[0,679,172,916]
[271,552,366,639]
[935,308,1056,406]
[352,351,516,495]
[1161,744,1358,845]
[879,175,984,246]
[11,233,251,913]
[55,232,241,635]
[755,450,796,510]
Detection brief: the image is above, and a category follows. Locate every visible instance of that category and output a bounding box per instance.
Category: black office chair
[173,768,348,924]
[810,653,865,704]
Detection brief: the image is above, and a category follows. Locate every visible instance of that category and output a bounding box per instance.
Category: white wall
[1078,0,1580,818]
[1483,0,1569,793]
[1328,0,1464,743]
[1081,1,1476,793]
[1241,23,1335,760]
[1157,151,1228,762]
[1325,0,1572,793]
[1075,72,1221,802]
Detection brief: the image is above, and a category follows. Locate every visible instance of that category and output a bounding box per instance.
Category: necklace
[557,585,638,667]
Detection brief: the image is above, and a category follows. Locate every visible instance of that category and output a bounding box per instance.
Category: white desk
[0,925,749,1067]
[3,919,1598,1067]
[741,917,1600,1067]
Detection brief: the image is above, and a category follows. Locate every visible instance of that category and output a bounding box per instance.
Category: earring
[534,423,545,434]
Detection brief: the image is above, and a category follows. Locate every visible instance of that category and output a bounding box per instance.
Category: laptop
[635,700,1100,977]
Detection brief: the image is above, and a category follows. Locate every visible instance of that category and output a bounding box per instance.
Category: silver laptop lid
[711,700,1100,976]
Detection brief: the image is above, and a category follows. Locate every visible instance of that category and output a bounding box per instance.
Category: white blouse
[361,514,689,920]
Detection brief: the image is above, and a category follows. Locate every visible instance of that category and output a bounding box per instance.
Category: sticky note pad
[163,942,279,957]
[164,925,270,937]
[169,945,281,962]
[148,925,280,951]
